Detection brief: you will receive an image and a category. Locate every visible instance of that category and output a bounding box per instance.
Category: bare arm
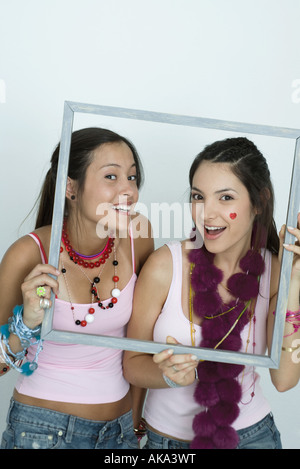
[127,217,154,427]
[268,219,300,391]
[123,245,198,390]
[0,235,59,373]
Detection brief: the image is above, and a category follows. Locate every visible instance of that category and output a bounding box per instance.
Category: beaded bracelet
[0,305,43,376]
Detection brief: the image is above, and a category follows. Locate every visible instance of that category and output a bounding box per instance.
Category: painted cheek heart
[230,213,237,220]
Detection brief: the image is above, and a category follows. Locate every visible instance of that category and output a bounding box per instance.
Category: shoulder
[32,225,52,254]
[147,243,173,267]
[0,234,45,313]
[1,226,51,271]
[141,245,172,276]
[2,235,39,267]
[133,244,173,310]
[148,241,185,272]
[137,244,173,285]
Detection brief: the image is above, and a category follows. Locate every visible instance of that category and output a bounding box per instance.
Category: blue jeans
[236,413,282,449]
[145,413,282,450]
[1,399,138,449]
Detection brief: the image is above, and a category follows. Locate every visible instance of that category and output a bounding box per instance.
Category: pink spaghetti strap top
[144,241,271,440]
[15,230,137,404]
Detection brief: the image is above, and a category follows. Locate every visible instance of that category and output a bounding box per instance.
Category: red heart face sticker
[230,213,237,220]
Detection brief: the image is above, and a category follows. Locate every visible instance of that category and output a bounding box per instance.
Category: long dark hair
[189,136,279,254]
[35,127,144,229]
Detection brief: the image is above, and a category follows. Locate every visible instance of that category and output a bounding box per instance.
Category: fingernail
[288,226,295,230]
[191,355,198,361]
[283,243,289,247]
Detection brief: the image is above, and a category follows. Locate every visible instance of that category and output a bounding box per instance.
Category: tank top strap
[161,241,183,313]
[28,233,48,264]
[128,222,136,274]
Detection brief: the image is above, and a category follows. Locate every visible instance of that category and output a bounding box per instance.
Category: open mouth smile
[112,204,133,215]
[204,225,226,239]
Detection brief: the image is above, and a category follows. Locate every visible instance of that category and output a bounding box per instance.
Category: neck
[64,216,111,256]
[213,236,252,276]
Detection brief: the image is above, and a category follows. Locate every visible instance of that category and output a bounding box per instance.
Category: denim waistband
[7,399,133,440]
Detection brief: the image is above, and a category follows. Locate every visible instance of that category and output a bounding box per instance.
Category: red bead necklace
[62,220,113,269]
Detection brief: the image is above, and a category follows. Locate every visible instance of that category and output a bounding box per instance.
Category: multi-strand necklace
[61,220,114,269]
[60,221,121,327]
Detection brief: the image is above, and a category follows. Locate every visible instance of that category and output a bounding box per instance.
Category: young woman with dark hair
[0,128,153,449]
[124,137,300,450]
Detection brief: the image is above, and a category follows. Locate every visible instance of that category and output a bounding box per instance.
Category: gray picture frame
[41,101,300,369]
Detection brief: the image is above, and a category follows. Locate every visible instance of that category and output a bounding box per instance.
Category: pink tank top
[16,232,137,404]
[144,241,271,440]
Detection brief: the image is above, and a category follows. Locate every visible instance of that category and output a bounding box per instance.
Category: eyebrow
[100,163,136,169]
[191,186,238,194]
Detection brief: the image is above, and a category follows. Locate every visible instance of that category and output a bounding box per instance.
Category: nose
[193,203,205,227]
[118,175,136,200]
[203,199,218,222]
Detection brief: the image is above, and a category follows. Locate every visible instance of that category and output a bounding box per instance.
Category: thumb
[166,336,180,345]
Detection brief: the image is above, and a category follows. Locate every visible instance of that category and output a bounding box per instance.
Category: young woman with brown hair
[0,127,153,449]
[124,137,300,449]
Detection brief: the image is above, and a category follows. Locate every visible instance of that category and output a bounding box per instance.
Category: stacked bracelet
[272,309,300,338]
[284,309,300,338]
[0,305,43,376]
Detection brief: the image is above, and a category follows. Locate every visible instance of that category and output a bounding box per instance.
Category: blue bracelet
[9,305,41,342]
[0,305,43,376]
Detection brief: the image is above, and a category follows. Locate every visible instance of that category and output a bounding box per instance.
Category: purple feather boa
[188,246,265,449]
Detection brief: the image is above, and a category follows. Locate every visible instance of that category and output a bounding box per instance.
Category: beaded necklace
[60,221,121,327]
[62,219,113,269]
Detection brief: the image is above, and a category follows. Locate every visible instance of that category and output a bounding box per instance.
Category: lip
[204,225,226,240]
[112,203,134,216]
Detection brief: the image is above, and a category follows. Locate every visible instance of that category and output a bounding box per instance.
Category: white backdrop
[1,0,300,449]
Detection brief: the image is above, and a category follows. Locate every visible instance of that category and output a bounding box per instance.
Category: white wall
[1,0,300,449]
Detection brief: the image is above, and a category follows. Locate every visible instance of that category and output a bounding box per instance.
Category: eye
[105,174,117,180]
[128,175,137,181]
[191,192,203,201]
[221,194,233,201]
